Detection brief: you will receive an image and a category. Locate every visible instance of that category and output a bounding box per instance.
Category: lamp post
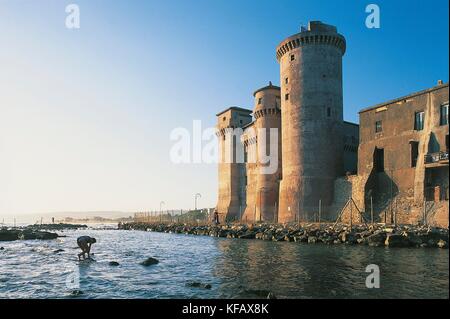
[194,193,201,211]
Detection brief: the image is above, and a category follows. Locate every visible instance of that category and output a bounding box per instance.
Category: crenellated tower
[277,21,346,222]
[216,107,253,222]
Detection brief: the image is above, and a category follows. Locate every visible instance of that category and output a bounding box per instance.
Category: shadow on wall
[428,132,441,153]
[364,148,399,222]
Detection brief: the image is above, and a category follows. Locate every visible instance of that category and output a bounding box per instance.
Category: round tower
[253,82,281,222]
[277,21,346,222]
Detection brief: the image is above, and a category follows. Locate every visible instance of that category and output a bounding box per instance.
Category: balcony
[424,151,449,167]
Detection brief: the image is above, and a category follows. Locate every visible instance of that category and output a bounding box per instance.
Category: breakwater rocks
[0,228,59,242]
[24,223,88,231]
[119,222,449,249]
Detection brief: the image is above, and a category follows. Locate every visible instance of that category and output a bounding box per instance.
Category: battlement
[276,21,346,61]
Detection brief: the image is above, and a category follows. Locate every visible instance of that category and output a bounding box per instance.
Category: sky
[0,0,448,219]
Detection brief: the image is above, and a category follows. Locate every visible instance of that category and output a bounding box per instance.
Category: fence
[134,208,214,225]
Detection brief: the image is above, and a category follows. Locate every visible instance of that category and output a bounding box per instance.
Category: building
[356,82,449,226]
[215,21,448,227]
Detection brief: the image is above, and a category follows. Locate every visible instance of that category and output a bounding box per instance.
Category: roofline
[253,83,281,97]
[216,106,253,117]
[343,121,359,127]
[242,121,255,130]
[359,82,449,114]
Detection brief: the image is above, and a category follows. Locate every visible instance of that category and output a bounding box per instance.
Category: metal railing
[424,151,449,164]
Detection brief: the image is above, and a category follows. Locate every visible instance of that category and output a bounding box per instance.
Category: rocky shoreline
[119,222,449,249]
[0,223,87,242]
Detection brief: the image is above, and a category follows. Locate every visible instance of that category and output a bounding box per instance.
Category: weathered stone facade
[215,20,448,227]
[356,83,449,227]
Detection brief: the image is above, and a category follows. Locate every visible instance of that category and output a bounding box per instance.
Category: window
[258,98,262,105]
[285,77,289,84]
[411,141,419,168]
[414,111,424,130]
[223,116,226,122]
[440,103,449,126]
[290,54,295,61]
[375,120,382,133]
[374,148,384,172]
[327,107,331,117]
[285,93,289,101]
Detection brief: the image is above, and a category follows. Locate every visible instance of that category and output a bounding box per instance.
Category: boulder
[186,282,212,289]
[238,231,256,239]
[385,234,411,248]
[267,292,277,299]
[366,231,387,247]
[307,236,317,244]
[0,230,19,242]
[437,240,448,249]
[255,232,264,240]
[54,249,65,253]
[109,261,120,266]
[140,257,159,266]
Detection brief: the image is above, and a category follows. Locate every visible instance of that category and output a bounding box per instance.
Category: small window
[414,111,424,131]
[327,107,331,117]
[223,117,226,122]
[375,120,382,133]
[258,98,262,105]
[285,77,289,84]
[290,54,295,61]
[285,93,289,101]
[440,103,448,126]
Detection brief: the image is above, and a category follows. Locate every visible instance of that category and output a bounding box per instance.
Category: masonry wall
[357,83,449,227]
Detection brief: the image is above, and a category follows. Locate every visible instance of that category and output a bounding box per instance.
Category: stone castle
[216,21,449,227]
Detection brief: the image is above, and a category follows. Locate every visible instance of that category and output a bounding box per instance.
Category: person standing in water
[77,236,96,260]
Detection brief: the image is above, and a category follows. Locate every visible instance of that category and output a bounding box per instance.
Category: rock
[140,257,159,266]
[437,240,448,249]
[0,247,4,250]
[385,234,411,247]
[267,292,277,299]
[307,236,317,244]
[186,282,212,289]
[70,290,83,296]
[0,230,19,241]
[238,231,256,239]
[366,232,387,247]
[109,261,120,266]
[54,249,65,253]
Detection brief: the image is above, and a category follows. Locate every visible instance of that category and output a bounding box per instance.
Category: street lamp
[194,193,201,211]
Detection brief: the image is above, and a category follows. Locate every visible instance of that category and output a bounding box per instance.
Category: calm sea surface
[0,229,448,299]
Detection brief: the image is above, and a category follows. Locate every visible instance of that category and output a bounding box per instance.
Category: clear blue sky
[0,0,448,217]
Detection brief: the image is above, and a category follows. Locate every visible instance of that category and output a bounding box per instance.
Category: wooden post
[349,197,353,229]
[423,199,426,225]
[274,202,277,224]
[394,198,397,226]
[370,196,374,224]
[318,199,322,228]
